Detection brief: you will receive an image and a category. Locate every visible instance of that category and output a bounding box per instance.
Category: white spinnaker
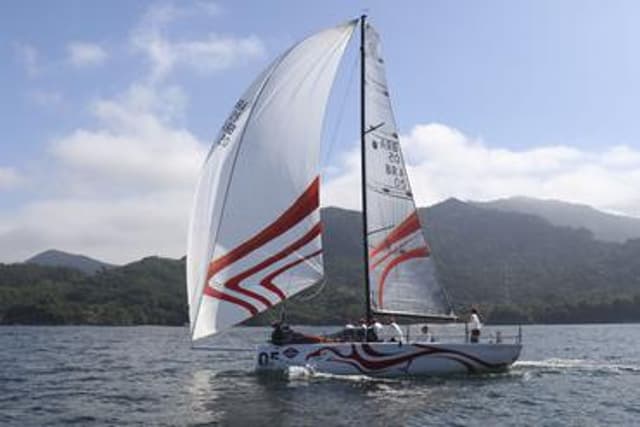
[187,65,275,336]
[363,24,453,318]
[188,21,356,340]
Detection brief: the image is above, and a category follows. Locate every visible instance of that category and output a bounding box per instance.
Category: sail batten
[363,23,454,319]
[187,21,357,340]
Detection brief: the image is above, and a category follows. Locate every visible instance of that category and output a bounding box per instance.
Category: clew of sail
[363,23,454,319]
[187,21,357,340]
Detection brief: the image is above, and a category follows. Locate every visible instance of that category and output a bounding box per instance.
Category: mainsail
[363,24,454,319]
[188,21,356,340]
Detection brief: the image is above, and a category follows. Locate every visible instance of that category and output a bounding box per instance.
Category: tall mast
[359,14,373,326]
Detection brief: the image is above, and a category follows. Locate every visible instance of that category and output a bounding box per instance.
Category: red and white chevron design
[203,177,323,315]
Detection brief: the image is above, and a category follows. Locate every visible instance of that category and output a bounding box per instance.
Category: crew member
[389,316,404,343]
[421,325,433,342]
[469,308,482,343]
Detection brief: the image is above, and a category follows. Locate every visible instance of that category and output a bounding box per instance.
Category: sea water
[1,324,639,426]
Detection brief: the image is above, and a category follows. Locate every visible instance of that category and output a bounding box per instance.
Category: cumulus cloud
[51,84,204,190]
[0,81,207,264]
[16,2,638,266]
[0,167,22,190]
[0,190,194,263]
[0,2,271,263]
[67,41,108,67]
[131,2,265,82]
[323,123,640,217]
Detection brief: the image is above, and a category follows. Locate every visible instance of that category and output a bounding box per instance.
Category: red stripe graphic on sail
[370,238,431,270]
[260,249,323,300]
[222,223,322,308]
[203,286,258,315]
[369,247,395,271]
[206,176,319,284]
[377,246,429,309]
[369,211,422,260]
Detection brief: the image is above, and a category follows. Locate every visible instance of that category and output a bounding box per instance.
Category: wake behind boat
[187,15,521,377]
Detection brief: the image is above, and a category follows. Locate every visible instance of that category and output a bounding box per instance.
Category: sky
[2,0,640,264]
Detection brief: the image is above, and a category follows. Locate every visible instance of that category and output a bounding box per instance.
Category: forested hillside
[2,201,639,326]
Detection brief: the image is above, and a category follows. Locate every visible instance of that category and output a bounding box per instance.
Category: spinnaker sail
[187,21,357,340]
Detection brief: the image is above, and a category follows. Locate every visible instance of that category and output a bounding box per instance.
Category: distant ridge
[475,196,640,243]
[3,200,640,325]
[26,249,115,275]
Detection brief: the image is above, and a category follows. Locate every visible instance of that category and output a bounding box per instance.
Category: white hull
[255,341,522,377]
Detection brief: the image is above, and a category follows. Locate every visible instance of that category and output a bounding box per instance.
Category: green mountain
[0,257,186,325]
[420,199,640,322]
[26,249,115,275]
[2,200,640,326]
[476,196,640,243]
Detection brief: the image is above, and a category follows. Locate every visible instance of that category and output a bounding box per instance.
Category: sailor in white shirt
[372,320,384,341]
[421,325,433,342]
[362,318,383,341]
[388,317,404,343]
[469,308,482,343]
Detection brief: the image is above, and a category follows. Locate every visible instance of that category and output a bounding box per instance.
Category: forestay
[363,23,454,319]
[187,21,356,340]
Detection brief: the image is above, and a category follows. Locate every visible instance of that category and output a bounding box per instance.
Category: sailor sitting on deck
[365,318,383,342]
[342,322,356,341]
[388,316,404,343]
[421,325,435,342]
[270,320,291,345]
[325,322,358,342]
[271,321,327,345]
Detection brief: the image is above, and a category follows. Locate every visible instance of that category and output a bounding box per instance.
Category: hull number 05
[258,351,279,366]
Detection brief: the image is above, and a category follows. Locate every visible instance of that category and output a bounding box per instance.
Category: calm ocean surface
[1,324,639,426]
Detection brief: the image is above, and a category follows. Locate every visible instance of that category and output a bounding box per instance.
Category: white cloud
[321,149,362,210]
[14,43,39,77]
[67,42,108,67]
[131,2,265,82]
[0,190,194,263]
[51,84,205,191]
[0,2,271,264]
[0,167,22,190]
[0,82,207,264]
[323,123,640,217]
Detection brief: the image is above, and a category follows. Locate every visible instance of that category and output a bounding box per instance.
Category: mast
[359,14,373,326]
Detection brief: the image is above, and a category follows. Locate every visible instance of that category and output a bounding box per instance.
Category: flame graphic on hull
[305,343,508,375]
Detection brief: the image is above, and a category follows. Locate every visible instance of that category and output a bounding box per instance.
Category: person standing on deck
[469,308,482,343]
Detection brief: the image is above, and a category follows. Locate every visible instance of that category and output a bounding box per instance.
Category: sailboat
[187,16,522,377]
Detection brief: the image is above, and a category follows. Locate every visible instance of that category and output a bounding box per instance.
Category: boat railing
[409,333,521,345]
[405,324,523,345]
[317,324,524,345]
